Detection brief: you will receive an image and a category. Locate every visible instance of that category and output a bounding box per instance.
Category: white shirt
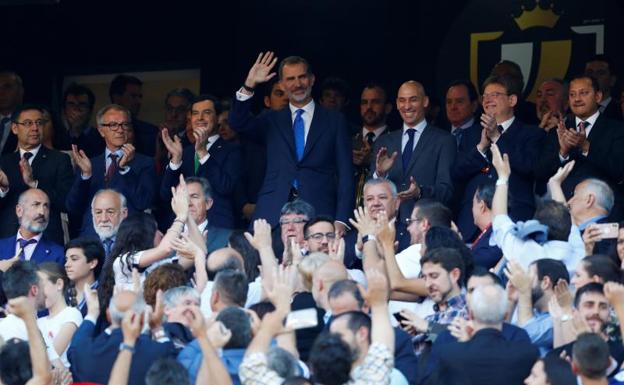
[200,276,263,318]
[170,135,220,170]
[112,251,172,291]
[401,120,427,153]
[387,243,435,324]
[37,306,83,367]
[15,230,43,261]
[490,214,584,276]
[0,313,28,341]
[289,100,315,143]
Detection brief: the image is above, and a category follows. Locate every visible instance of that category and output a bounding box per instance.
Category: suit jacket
[371,124,456,221]
[431,328,538,385]
[470,226,503,269]
[206,225,231,254]
[0,146,74,244]
[229,98,354,226]
[132,119,159,157]
[160,139,242,229]
[68,320,175,385]
[0,235,64,265]
[53,124,105,159]
[352,128,391,207]
[536,113,624,200]
[453,118,544,240]
[602,98,622,121]
[66,151,156,235]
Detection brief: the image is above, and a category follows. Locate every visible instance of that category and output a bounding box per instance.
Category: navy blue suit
[453,118,544,240]
[65,151,156,235]
[229,98,354,226]
[160,139,242,229]
[470,227,503,269]
[68,320,175,385]
[0,235,64,265]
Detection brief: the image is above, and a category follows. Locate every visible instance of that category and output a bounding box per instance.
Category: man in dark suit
[536,75,624,207]
[0,71,22,155]
[66,104,156,236]
[160,95,242,229]
[0,189,64,265]
[453,74,544,241]
[110,74,160,157]
[372,80,456,223]
[229,52,354,236]
[0,104,74,244]
[470,183,503,269]
[89,189,128,266]
[432,284,539,385]
[352,83,392,208]
[586,55,621,120]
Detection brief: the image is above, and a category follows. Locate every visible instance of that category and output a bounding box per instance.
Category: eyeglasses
[404,217,422,225]
[100,121,131,130]
[307,232,336,241]
[279,217,308,225]
[14,119,48,128]
[483,91,508,99]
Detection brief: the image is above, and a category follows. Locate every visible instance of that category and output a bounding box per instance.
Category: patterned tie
[365,132,375,146]
[105,153,118,184]
[102,238,114,265]
[293,109,305,189]
[402,128,416,171]
[17,238,37,259]
[578,121,590,134]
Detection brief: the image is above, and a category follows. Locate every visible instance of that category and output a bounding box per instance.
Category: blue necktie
[402,128,416,171]
[293,109,305,189]
[17,238,37,259]
[452,129,462,147]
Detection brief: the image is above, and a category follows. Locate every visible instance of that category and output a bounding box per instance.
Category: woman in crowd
[64,237,104,316]
[524,355,576,385]
[571,255,623,289]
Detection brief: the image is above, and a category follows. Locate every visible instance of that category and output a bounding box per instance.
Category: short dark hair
[569,75,601,93]
[475,183,495,209]
[65,237,105,279]
[421,247,465,286]
[185,176,213,200]
[145,358,190,385]
[63,83,96,109]
[534,200,571,241]
[309,333,354,385]
[304,215,335,239]
[248,301,275,319]
[214,269,248,307]
[2,260,39,300]
[469,266,503,287]
[263,77,282,98]
[572,332,610,379]
[109,74,142,101]
[540,356,577,385]
[164,88,195,106]
[482,73,523,99]
[424,227,474,283]
[10,103,46,123]
[447,79,478,102]
[362,81,389,103]
[586,54,616,74]
[414,199,452,228]
[0,339,32,385]
[331,311,371,343]
[574,282,604,308]
[582,255,622,285]
[228,230,260,283]
[192,94,223,116]
[534,259,569,288]
[216,306,252,349]
[280,199,315,219]
[278,56,312,79]
[328,280,365,310]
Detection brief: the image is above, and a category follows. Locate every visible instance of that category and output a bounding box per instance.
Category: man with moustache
[353,83,392,208]
[229,52,353,236]
[89,189,128,263]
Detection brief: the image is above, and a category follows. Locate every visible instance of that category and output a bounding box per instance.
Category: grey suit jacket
[371,123,456,220]
[206,225,232,254]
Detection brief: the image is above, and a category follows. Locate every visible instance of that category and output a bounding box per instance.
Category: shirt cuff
[476,145,488,159]
[80,173,92,181]
[169,161,182,171]
[0,188,8,198]
[558,154,569,163]
[236,90,253,101]
[119,166,131,175]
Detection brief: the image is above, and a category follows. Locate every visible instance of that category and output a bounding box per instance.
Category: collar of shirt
[578,214,608,231]
[198,219,208,233]
[16,230,43,243]
[205,134,220,151]
[498,116,515,133]
[432,294,466,313]
[402,119,427,134]
[451,117,475,133]
[575,110,600,136]
[289,99,315,120]
[19,145,41,162]
[105,147,124,159]
[362,125,387,140]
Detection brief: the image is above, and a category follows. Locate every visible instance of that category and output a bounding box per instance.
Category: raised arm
[490,143,510,218]
[107,310,142,385]
[245,219,278,295]
[546,160,575,205]
[364,268,395,351]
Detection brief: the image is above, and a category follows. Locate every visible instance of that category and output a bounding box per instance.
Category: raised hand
[171,235,205,261]
[476,127,491,153]
[170,174,189,221]
[84,282,100,318]
[245,51,279,89]
[556,121,573,157]
[121,310,142,344]
[244,219,273,251]
[149,290,165,330]
[349,206,380,237]
[375,147,398,178]
[206,321,232,349]
[161,128,183,165]
[375,211,396,248]
[71,144,92,178]
[7,296,35,320]
[19,157,36,188]
[490,143,510,179]
[548,160,575,186]
[328,237,345,264]
[448,317,474,342]
[118,143,136,169]
[504,261,531,295]
[480,113,499,141]
[193,126,210,158]
[553,279,573,312]
[397,176,421,202]
[604,282,624,307]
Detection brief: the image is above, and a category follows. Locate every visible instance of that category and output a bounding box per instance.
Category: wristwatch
[560,314,572,322]
[119,342,135,353]
[362,234,377,244]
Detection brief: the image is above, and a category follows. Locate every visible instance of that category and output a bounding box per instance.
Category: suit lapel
[587,113,605,142]
[30,147,48,179]
[277,108,297,160]
[302,106,324,160]
[405,125,432,175]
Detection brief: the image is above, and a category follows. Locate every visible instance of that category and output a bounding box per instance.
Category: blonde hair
[297,252,329,291]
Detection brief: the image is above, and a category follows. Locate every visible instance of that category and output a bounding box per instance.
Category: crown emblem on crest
[513,0,560,30]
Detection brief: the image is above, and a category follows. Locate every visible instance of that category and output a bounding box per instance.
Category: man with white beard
[90,189,128,264]
[0,189,64,267]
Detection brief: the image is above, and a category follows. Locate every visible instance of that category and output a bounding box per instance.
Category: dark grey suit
[371,124,456,220]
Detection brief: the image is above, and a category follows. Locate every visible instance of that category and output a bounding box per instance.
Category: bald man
[311,259,349,317]
[372,81,456,222]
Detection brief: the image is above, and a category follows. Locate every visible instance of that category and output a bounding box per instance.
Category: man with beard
[229,52,353,236]
[0,189,64,266]
[353,83,392,208]
[505,258,569,355]
[548,283,624,377]
[0,261,46,339]
[89,189,128,264]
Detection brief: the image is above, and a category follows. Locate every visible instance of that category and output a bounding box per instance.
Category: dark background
[1,0,623,124]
